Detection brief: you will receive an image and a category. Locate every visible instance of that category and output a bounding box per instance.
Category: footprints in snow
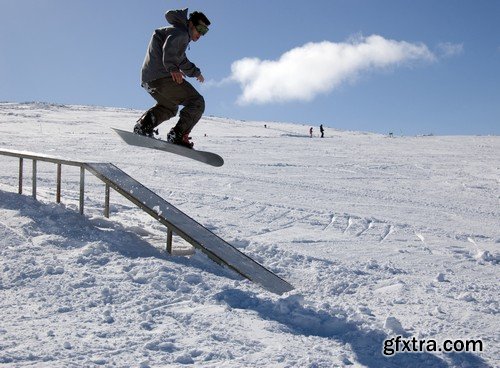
[380,225,394,242]
[339,216,387,242]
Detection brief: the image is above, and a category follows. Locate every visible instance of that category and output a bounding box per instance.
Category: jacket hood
[165,8,188,28]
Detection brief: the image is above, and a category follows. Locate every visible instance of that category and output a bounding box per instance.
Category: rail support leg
[79,166,85,215]
[104,183,110,218]
[166,228,173,254]
[32,159,37,199]
[18,158,23,194]
[56,163,62,203]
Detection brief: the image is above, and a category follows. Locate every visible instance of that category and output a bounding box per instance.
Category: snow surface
[0,102,498,367]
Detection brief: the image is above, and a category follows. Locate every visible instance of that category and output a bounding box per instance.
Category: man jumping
[134,8,210,149]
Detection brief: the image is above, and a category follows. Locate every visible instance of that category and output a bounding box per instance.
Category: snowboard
[112,128,224,167]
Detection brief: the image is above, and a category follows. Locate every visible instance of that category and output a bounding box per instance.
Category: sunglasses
[195,24,209,36]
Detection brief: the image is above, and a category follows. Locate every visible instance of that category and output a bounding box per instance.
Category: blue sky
[1,0,499,135]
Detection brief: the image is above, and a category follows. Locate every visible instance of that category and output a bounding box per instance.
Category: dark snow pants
[143,76,205,134]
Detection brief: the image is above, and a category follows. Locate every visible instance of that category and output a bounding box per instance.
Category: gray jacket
[141,8,201,84]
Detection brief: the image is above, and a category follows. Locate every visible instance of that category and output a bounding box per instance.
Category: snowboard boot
[134,110,158,138]
[167,128,194,149]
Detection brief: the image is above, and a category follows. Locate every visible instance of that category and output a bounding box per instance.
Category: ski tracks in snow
[162,189,499,270]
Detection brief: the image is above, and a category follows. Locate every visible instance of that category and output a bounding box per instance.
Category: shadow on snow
[214,289,491,368]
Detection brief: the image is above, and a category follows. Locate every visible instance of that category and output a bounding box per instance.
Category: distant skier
[134,8,211,148]
[320,124,324,138]
[309,127,313,138]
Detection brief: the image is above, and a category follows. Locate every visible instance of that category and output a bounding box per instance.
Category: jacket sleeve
[162,31,201,78]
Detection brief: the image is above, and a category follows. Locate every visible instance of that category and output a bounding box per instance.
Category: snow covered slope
[0,102,498,367]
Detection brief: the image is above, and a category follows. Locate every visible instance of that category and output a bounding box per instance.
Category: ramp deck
[85,163,294,295]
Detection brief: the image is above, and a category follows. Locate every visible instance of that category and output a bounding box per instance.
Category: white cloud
[437,42,464,58]
[229,34,436,105]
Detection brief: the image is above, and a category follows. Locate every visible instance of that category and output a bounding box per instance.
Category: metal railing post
[79,166,85,215]
[166,228,173,254]
[32,159,37,199]
[104,183,110,218]
[18,157,23,194]
[56,163,62,203]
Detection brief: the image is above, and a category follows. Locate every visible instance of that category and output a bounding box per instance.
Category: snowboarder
[309,127,313,138]
[320,124,324,138]
[134,9,211,148]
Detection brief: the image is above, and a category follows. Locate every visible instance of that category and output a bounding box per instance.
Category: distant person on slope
[320,124,324,138]
[134,9,210,149]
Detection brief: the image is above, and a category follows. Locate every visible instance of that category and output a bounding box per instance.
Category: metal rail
[0,148,86,214]
[0,149,186,252]
[0,148,294,294]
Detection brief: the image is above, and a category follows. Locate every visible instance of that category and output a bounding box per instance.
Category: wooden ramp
[85,163,294,295]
